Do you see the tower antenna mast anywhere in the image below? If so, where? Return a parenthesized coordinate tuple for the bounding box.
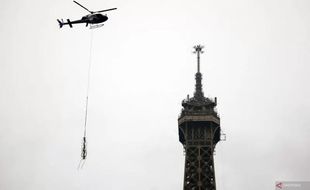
(193, 45, 204, 73)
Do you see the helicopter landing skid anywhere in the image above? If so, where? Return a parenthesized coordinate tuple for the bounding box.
(89, 24, 104, 29)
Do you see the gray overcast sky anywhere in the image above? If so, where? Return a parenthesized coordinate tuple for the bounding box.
(1, 0, 310, 189)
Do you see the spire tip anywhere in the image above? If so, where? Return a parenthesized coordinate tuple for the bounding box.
(193, 45, 204, 54)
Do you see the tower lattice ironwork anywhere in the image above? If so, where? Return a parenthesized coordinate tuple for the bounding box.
(178, 45, 221, 190)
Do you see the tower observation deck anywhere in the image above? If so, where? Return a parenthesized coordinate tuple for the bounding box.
(178, 45, 221, 190)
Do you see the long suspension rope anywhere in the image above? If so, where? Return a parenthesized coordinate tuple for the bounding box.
(78, 29, 94, 169)
(84, 29, 94, 138)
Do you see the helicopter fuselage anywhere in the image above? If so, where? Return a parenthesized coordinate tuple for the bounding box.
(82, 13, 108, 24)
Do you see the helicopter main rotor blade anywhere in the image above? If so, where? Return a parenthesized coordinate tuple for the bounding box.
(73, 1, 93, 13)
(97, 8, 117, 13)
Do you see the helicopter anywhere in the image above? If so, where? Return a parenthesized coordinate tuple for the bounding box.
(57, 1, 117, 28)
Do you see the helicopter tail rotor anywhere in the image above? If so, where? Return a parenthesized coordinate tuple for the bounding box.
(57, 19, 64, 28)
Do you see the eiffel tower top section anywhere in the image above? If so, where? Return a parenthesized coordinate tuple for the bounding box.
(178, 45, 219, 124)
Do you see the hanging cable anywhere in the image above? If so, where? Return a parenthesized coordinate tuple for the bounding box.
(78, 29, 94, 169)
